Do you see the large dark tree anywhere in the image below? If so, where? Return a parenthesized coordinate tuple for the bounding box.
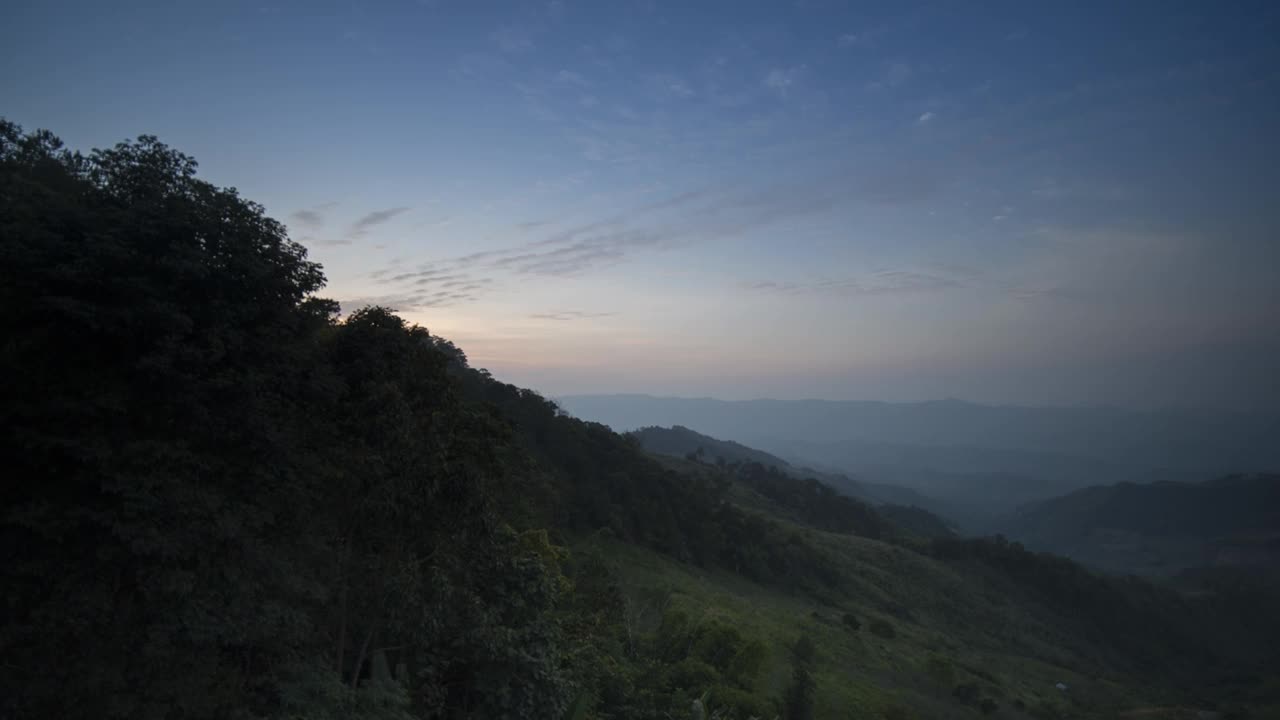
(0, 121, 570, 720)
(1, 121, 335, 718)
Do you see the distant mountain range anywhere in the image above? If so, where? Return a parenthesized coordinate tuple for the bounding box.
(627, 424, 944, 519)
(1000, 474, 1280, 576)
(559, 394, 1280, 530)
(627, 423, 1280, 580)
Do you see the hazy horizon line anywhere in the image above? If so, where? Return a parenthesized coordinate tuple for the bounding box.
(552, 392, 1275, 416)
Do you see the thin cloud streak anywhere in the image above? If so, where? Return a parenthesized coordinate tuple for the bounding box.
(743, 270, 960, 297)
(349, 207, 411, 238)
(530, 310, 618, 321)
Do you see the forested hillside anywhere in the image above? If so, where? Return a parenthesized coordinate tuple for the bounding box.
(1001, 475, 1280, 576)
(4, 121, 1278, 719)
(630, 425, 807, 472)
(629, 424, 954, 532)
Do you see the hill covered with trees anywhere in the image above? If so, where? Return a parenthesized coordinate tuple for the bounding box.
(1000, 474, 1280, 576)
(3, 120, 1278, 719)
(629, 425, 954, 531)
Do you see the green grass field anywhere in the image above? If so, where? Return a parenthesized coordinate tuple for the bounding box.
(575, 472, 1174, 719)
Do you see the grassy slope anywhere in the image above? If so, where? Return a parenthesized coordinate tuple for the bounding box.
(584, 456, 1163, 719)
(584, 533, 1136, 720)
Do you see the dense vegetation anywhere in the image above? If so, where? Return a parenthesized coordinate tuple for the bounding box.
(0, 120, 846, 719)
(629, 424, 957, 531)
(630, 425, 804, 473)
(1001, 474, 1280, 575)
(3, 121, 1278, 719)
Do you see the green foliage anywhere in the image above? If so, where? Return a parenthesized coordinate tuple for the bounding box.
(725, 639, 769, 688)
(882, 704, 910, 720)
(924, 654, 955, 696)
(782, 636, 817, 720)
(929, 534, 1280, 689)
(869, 620, 897, 639)
(953, 682, 980, 705)
(729, 461, 890, 540)
(0, 121, 570, 720)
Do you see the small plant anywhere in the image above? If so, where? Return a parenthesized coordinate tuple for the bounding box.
(924, 654, 955, 697)
(953, 682, 980, 705)
(842, 613, 861, 631)
(869, 619, 896, 639)
(883, 703, 910, 720)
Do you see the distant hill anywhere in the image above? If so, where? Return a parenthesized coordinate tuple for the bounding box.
(1001, 474, 1280, 576)
(560, 394, 1279, 528)
(877, 503, 957, 539)
(559, 394, 1280, 475)
(629, 425, 957, 531)
(629, 425, 801, 473)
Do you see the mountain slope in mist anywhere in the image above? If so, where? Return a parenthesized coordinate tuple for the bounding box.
(559, 395, 1280, 474)
(1002, 474, 1280, 576)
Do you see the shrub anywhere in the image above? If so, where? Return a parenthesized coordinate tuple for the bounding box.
(870, 619, 897, 639)
(953, 682, 981, 705)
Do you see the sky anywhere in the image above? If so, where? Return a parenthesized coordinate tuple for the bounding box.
(5, 0, 1280, 410)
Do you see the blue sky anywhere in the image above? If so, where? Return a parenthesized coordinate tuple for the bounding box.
(5, 0, 1279, 409)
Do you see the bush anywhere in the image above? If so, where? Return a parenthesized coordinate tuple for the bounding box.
(953, 682, 980, 705)
(870, 619, 897, 639)
(668, 658, 719, 692)
(883, 703, 911, 720)
(842, 613, 861, 631)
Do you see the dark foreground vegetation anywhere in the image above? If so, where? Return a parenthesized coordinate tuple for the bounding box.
(3, 121, 1278, 719)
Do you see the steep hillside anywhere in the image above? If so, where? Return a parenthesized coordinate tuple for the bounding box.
(631, 425, 956, 537)
(1001, 475, 1280, 576)
(630, 425, 797, 469)
(629, 425, 868, 497)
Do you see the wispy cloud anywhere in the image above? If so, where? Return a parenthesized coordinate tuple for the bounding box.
(291, 209, 324, 228)
(452, 51, 509, 79)
(491, 25, 535, 53)
(743, 270, 961, 297)
(414, 215, 453, 230)
(349, 207, 411, 238)
(634, 189, 710, 213)
(764, 66, 803, 94)
(364, 175, 901, 299)
(555, 69, 588, 86)
(838, 25, 886, 48)
(868, 61, 912, 90)
(916, 111, 936, 125)
(645, 73, 695, 99)
(529, 310, 618, 321)
(918, 261, 1072, 302)
(372, 266, 464, 285)
(336, 289, 479, 314)
(289, 201, 337, 230)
